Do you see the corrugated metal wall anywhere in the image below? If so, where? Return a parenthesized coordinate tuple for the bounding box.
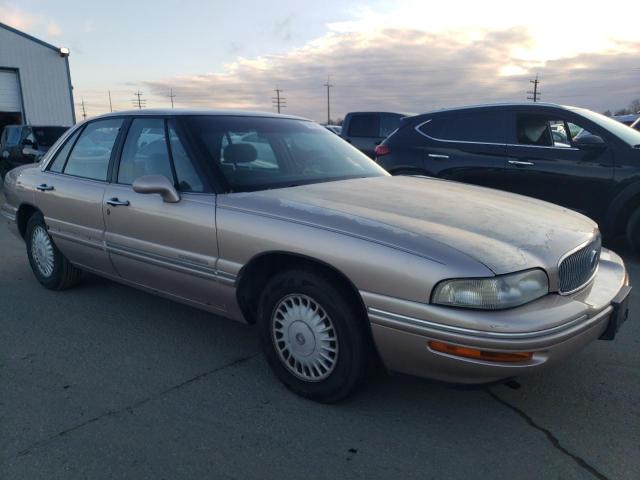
(0, 26, 74, 125)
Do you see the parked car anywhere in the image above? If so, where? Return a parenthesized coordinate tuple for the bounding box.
(631, 117, 640, 131)
(324, 125, 342, 135)
(0, 125, 68, 178)
(2, 109, 630, 402)
(376, 103, 640, 251)
(613, 113, 639, 126)
(340, 111, 406, 158)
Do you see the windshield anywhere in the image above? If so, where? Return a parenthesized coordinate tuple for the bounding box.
(573, 108, 640, 147)
(32, 126, 69, 147)
(183, 116, 388, 191)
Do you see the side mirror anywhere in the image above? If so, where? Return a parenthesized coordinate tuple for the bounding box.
(574, 134, 605, 148)
(22, 146, 41, 158)
(132, 174, 180, 203)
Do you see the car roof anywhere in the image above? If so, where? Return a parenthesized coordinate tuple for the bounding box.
(409, 102, 580, 120)
(345, 111, 411, 116)
(90, 108, 309, 122)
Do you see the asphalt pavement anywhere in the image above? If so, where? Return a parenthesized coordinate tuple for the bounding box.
(0, 188, 638, 479)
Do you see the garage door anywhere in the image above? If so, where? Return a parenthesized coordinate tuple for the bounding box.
(0, 69, 22, 112)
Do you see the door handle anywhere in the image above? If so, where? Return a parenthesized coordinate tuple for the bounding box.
(508, 160, 535, 166)
(428, 153, 450, 159)
(36, 184, 54, 191)
(106, 198, 130, 206)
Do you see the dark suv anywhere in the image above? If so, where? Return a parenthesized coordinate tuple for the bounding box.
(0, 125, 68, 178)
(341, 111, 406, 158)
(375, 103, 640, 250)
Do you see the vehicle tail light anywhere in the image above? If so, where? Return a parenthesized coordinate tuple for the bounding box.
(428, 341, 533, 363)
(375, 144, 391, 157)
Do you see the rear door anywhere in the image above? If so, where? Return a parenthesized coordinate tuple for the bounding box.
(103, 117, 222, 308)
(35, 118, 124, 275)
(416, 109, 510, 190)
(504, 109, 614, 222)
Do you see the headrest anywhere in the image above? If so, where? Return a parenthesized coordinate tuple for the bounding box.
(223, 143, 257, 164)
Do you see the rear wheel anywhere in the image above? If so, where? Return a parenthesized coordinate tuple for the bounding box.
(626, 208, 640, 254)
(25, 212, 81, 290)
(257, 268, 371, 402)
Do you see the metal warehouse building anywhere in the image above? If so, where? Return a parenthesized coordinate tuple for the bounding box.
(0, 22, 75, 132)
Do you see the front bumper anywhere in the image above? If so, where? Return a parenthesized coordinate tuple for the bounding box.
(365, 248, 629, 384)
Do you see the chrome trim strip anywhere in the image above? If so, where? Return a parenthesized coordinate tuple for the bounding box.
(49, 230, 104, 250)
(367, 306, 610, 340)
(428, 153, 449, 159)
(415, 118, 579, 151)
(105, 242, 236, 284)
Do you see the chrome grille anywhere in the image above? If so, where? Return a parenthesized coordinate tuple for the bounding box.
(558, 236, 601, 294)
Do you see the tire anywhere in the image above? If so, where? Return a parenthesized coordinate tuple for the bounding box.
(257, 268, 372, 402)
(627, 208, 640, 254)
(25, 212, 81, 290)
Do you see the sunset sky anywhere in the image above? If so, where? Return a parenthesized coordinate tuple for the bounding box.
(1, 0, 639, 121)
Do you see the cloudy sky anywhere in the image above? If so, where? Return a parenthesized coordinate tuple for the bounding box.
(1, 0, 639, 121)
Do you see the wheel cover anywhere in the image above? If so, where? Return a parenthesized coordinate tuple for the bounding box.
(271, 294, 339, 382)
(31, 225, 55, 278)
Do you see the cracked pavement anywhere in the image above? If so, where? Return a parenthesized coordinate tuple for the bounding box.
(0, 189, 638, 479)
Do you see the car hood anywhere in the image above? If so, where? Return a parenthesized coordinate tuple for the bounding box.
(218, 176, 598, 275)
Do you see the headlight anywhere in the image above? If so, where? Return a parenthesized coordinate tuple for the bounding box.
(431, 269, 549, 310)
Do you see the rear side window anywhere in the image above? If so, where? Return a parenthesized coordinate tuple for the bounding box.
(63, 118, 123, 181)
(48, 129, 81, 172)
(440, 112, 506, 143)
(348, 114, 380, 137)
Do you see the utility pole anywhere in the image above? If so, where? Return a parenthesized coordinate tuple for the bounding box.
(108, 90, 113, 112)
(527, 74, 541, 102)
(324, 75, 334, 124)
(272, 87, 287, 113)
(132, 90, 146, 110)
(79, 97, 87, 120)
(169, 88, 176, 108)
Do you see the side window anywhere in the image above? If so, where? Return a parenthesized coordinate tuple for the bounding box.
(348, 114, 380, 137)
(118, 118, 173, 185)
(220, 130, 278, 170)
(439, 112, 506, 143)
(516, 115, 594, 148)
(417, 117, 446, 138)
(380, 115, 401, 138)
(64, 118, 122, 181)
(48, 129, 81, 173)
(168, 124, 204, 192)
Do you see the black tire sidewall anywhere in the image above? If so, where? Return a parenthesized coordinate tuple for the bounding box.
(257, 269, 369, 402)
(25, 213, 66, 289)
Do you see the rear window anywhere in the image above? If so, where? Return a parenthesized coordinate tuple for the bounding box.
(32, 127, 69, 147)
(5, 127, 21, 146)
(348, 114, 379, 137)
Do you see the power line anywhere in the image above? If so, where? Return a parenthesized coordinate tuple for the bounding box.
(132, 90, 147, 110)
(527, 74, 541, 102)
(324, 75, 334, 124)
(272, 87, 287, 113)
(79, 97, 87, 120)
(169, 88, 176, 108)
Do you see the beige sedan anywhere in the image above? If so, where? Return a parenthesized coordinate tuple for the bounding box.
(1, 110, 630, 402)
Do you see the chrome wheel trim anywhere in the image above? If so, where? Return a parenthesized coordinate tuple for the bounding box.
(271, 294, 339, 382)
(31, 225, 55, 278)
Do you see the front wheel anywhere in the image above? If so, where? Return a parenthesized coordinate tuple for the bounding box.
(257, 269, 372, 402)
(25, 212, 81, 290)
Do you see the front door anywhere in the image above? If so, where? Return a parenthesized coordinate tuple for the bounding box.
(504, 110, 614, 223)
(103, 117, 222, 308)
(35, 118, 124, 275)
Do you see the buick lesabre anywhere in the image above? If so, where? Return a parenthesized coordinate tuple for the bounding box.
(1, 110, 630, 402)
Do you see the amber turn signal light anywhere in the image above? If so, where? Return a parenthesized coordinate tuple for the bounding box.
(428, 341, 533, 363)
